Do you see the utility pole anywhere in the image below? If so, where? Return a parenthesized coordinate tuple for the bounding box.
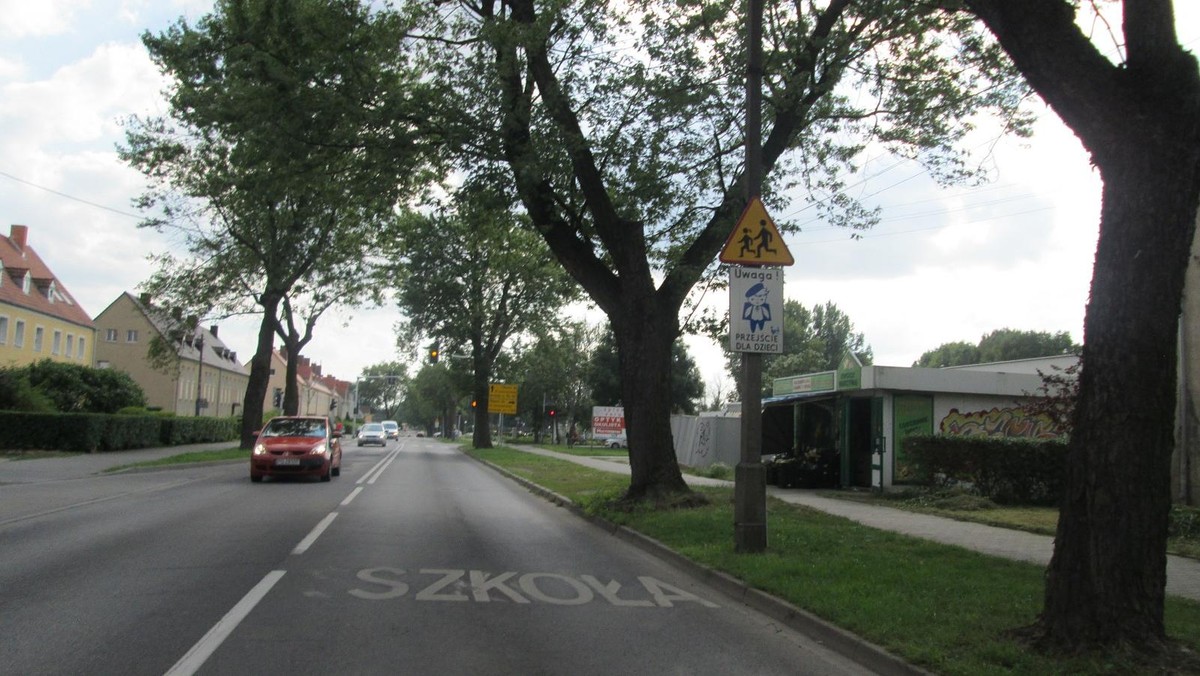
(734, 0, 768, 553)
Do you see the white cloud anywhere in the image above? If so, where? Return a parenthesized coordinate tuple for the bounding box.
(0, 0, 87, 39)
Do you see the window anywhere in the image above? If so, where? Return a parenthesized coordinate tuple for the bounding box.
(105, 328, 118, 342)
(77, 337, 85, 360)
(52, 330, 62, 355)
(0, 316, 8, 345)
(14, 321, 25, 348)
(33, 327, 43, 353)
(126, 329, 138, 343)
(66, 334, 74, 357)
(21, 272, 31, 294)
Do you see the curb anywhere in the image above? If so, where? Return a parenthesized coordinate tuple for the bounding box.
(469, 453, 929, 676)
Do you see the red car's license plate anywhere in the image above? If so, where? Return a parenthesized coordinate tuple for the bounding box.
(275, 458, 301, 466)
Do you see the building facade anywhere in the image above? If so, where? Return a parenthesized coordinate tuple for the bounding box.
(0, 225, 95, 368)
(93, 292, 249, 417)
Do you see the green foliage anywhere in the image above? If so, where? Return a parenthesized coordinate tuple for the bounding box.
(0, 411, 233, 452)
(915, 329, 1079, 367)
(0, 361, 147, 414)
(356, 362, 409, 421)
(903, 434, 1067, 505)
(160, 416, 239, 446)
(1171, 505, 1200, 540)
(589, 327, 705, 414)
(0, 367, 54, 412)
(125, 0, 441, 440)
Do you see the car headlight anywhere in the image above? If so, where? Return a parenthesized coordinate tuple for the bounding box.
(253, 443, 267, 456)
(310, 442, 328, 455)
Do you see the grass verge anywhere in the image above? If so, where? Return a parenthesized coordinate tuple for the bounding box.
(468, 445, 1200, 675)
(102, 447, 244, 472)
(820, 489, 1200, 560)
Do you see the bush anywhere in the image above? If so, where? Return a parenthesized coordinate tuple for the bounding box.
(20, 360, 146, 413)
(902, 435, 1066, 505)
(1171, 505, 1200, 540)
(0, 367, 55, 411)
(0, 411, 238, 452)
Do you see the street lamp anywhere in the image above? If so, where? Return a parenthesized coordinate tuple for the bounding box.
(194, 330, 205, 417)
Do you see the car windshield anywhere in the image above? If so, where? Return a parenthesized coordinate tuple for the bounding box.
(262, 419, 326, 438)
(363, 424, 383, 432)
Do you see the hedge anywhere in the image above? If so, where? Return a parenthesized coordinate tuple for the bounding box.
(0, 411, 238, 453)
(902, 434, 1067, 506)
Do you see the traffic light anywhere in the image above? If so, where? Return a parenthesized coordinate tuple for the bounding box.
(272, 389, 282, 408)
(428, 343, 439, 364)
(548, 408, 556, 418)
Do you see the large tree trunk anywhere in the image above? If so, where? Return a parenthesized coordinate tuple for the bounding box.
(961, 0, 1200, 652)
(472, 357, 493, 449)
(613, 300, 689, 501)
(1041, 150, 1198, 648)
(240, 292, 282, 449)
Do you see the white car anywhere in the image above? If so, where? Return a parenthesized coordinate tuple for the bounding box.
(357, 422, 387, 447)
(605, 434, 627, 449)
(382, 420, 400, 439)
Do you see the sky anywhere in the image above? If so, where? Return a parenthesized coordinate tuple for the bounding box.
(1, 1, 1197, 398)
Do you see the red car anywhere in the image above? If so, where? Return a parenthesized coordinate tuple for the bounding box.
(250, 415, 343, 482)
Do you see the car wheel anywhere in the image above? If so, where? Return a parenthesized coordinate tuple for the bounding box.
(321, 463, 332, 482)
(332, 463, 341, 477)
(357, 441, 363, 447)
(250, 474, 263, 483)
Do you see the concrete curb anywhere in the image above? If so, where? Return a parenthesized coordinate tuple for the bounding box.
(469, 454, 929, 676)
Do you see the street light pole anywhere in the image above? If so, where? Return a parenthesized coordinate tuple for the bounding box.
(194, 331, 205, 418)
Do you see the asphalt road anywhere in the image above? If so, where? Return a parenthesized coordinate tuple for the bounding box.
(0, 437, 878, 675)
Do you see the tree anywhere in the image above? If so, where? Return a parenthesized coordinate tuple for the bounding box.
(123, 0, 436, 448)
(509, 326, 595, 443)
(913, 341, 980, 368)
(719, 300, 872, 395)
(356, 361, 409, 421)
(914, 329, 1079, 368)
(385, 185, 580, 449)
(416, 1, 1027, 502)
(590, 329, 705, 415)
(953, 0, 1200, 656)
(404, 365, 460, 436)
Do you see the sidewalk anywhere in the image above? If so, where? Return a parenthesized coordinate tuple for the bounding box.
(511, 445, 1200, 602)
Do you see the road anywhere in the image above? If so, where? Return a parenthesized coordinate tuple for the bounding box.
(0, 437, 876, 675)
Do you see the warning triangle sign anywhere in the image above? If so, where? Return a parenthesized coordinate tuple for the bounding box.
(719, 196, 794, 266)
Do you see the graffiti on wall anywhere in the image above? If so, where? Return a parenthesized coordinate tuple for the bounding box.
(940, 407, 1062, 440)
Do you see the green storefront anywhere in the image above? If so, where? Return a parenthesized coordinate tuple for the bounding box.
(761, 353, 1071, 489)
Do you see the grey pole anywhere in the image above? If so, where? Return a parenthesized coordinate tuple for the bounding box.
(734, 0, 768, 553)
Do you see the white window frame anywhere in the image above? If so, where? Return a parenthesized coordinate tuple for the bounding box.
(0, 316, 8, 346)
(126, 329, 138, 343)
(14, 320, 25, 348)
(76, 336, 85, 360)
(52, 330, 62, 355)
(33, 326, 43, 353)
(105, 328, 118, 342)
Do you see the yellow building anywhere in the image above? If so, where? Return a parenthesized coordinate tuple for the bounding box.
(93, 292, 249, 417)
(0, 225, 95, 368)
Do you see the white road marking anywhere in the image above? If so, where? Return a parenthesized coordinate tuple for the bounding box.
(163, 570, 286, 676)
(340, 487, 364, 506)
(357, 447, 400, 485)
(291, 512, 338, 555)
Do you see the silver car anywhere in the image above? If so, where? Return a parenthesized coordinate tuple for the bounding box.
(357, 422, 388, 447)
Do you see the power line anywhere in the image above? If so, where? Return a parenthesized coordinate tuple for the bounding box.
(0, 169, 145, 220)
